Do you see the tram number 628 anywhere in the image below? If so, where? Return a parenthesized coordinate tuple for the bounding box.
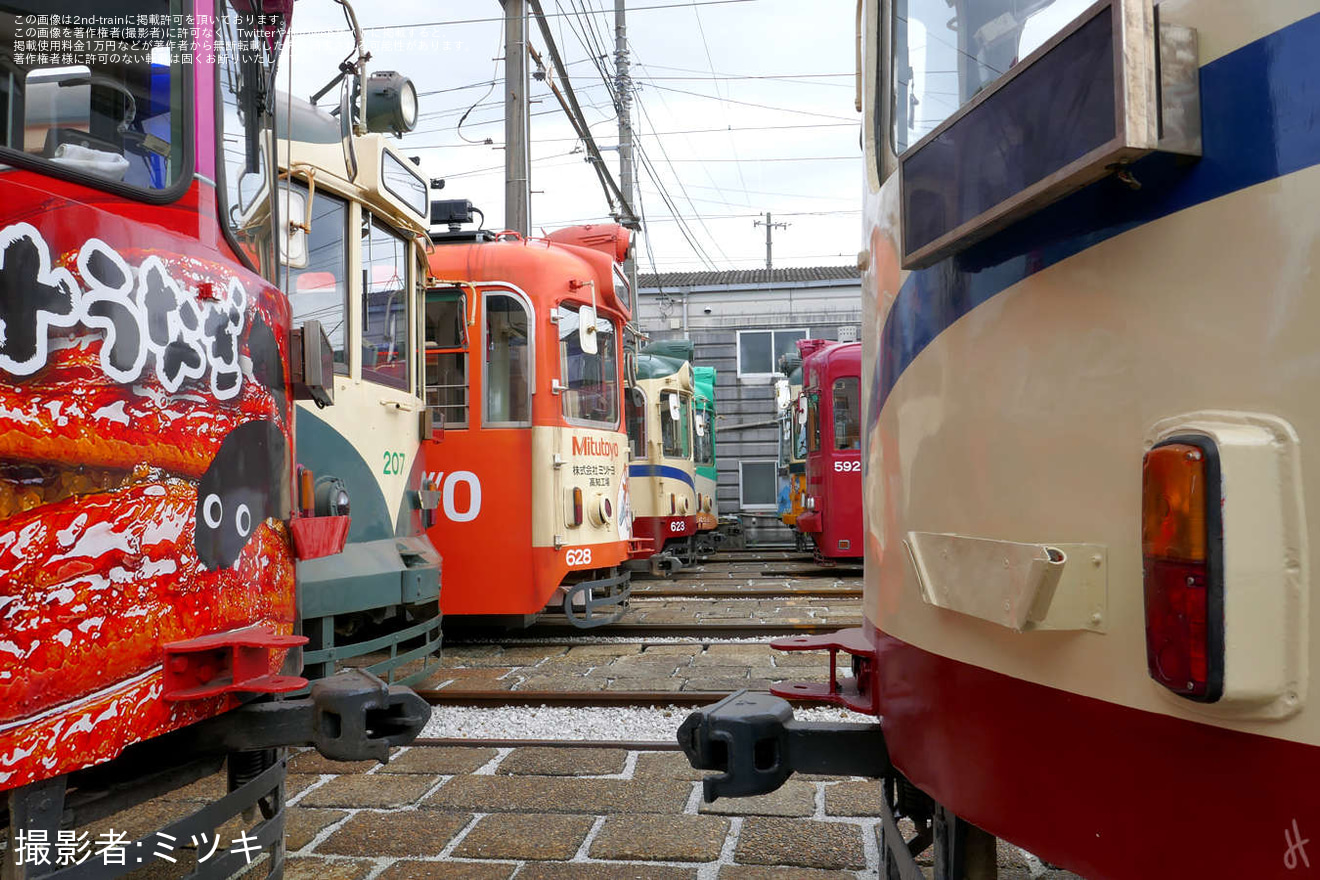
(833, 460, 861, 473)
(426, 471, 483, 523)
(565, 548, 593, 566)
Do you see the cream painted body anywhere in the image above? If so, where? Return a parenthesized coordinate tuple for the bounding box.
(532, 424, 632, 548)
(280, 136, 430, 511)
(861, 1, 1320, 745)
(629, 367, 698, 523)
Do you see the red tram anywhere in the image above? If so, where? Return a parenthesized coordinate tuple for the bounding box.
(793, 340, 862, 562)
(0, 1, 426, 873)
(682, 2, 1320, 878)
(421, 213, 634, 627)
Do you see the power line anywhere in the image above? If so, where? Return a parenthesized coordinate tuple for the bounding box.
(643, 83, 856, 121)
(288, 0, 758, 36)
(401, 120, 855, 150)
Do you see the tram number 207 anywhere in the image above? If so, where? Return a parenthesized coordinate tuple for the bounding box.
(423, 471, 483, 523)
(833, 460, 861, 473)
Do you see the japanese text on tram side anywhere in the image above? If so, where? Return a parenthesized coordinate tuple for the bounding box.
(572, 463, 617, 488)
(11, 829, 263, 867)
(0, 224, 248, 397)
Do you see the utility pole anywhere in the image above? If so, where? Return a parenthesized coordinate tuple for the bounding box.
(615, 0, 639, 317)
(753, 212, 789, 270)
(503, 0, 530, 235)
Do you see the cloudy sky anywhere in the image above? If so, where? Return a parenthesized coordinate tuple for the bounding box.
(282, 0, 861, 273)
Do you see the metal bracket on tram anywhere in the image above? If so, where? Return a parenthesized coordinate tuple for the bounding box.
(563, 567, 632, 628)
(677, 690, 889, 802)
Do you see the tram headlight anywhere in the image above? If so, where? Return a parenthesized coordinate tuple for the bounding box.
(365, 71, 419, 135)
(588, 494, 614, 527)
(313, 477, 351, 517)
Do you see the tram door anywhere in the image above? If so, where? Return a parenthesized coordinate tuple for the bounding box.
(423, 285, 537, 617)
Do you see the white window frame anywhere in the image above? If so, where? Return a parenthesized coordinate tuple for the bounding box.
(739, 459, 779, 510)
(736, 328, 809, 378)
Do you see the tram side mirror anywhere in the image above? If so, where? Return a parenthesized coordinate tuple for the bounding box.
(695, 411, 706, 437)
(340, 78, 358, 183)
(797, 397, 808, 426)
(291, 319, 335, 408)
(668, 393, 681, 422)
(578, 304, 598, 355)
(775, 379, 791, 410)
(278, 184, 309, 269)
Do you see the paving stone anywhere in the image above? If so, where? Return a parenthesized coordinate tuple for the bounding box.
(515, 865, 697, 880)
(430, 667, 519, 690)
(604, 676, 686, 692)
(286, 808, 347, 851)
(735, 818, 866, 870)
(317, 810, 472, 857)
(565, 644, 644, 660)
(287, 749, 381, 776)
(532, 657, 603, 675)
(771, 651, 832, 667)
(697, 645, 776, 664)
(676, 665, 750, 681)
(718, 868, 859, 880)
(824, 780, 884, 816)
(587, 659, 683, 679)
(497, 645, 569, 664)
(499, 747, 628, 776)
(453, 812, 595, 860)
(282, 857, 374, 880)
(680, 677, 756, 692)
(699, 780, 816, 817)
(438, 644, 504, 664)
(375, 861, 517, 880)
(425, 776, 692, 814)
(639, 644, 702, 656)
(590, 814, 729, 862)
(378, 746, 499, 775)
(161, 770, 227, 802)
(517, 674, 609, 691)
(633, 751, 707, 781)
(299, 773, 437, 808)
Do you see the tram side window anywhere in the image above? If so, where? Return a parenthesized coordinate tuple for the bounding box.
(832, 377, 861, 451)
(424, 291, 468, 428)
(625, 387, 646, 459)
(0, 1, 188, 193)
(558, 305, 619, 426)
(361, 213, 410, 390)
(284, 185, 348, 372)
(694, 404, 715, 467)
(485, 293, 531, 425)
(660, 391, 691, 460)
(805, 393, 820, 453)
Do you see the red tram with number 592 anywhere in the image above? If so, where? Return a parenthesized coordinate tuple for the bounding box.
(794, 339, 862, 563)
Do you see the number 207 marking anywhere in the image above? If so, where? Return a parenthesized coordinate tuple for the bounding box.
(382, 451, 407, 475)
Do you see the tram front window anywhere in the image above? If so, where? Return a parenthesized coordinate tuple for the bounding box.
(695, 405, 715, 467)
(893, 0, 1092, 152)
(660, 390, 691, 460)
(484, 293, 530, 425)
(361, 213, 410, 390)
(625, 387, 646, 459)
(557, 304, 619, 427)
(0, 0, 193, 192)
(832, 377, 860, 451)
(284, 186, 349, 372)
(424, 291, 468, 428)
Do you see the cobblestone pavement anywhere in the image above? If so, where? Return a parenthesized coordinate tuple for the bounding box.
(418, 641, 840, 694)
(90, 745, 1080, 879)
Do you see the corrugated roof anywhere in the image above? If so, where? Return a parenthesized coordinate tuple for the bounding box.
(638, 265, 859, 290)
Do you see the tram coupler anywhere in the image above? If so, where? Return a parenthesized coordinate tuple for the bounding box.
(678, 690, 889, 802)
(174, 668, 431, 763)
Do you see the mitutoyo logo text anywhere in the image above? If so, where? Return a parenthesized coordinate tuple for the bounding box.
(572, 435, 620, 457)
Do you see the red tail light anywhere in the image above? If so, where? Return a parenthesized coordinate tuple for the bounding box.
(1142, 437, 1224, 702)
(572, 487, 584, 526)
(298, 466, 315, 517)
(670, 493, 676, 515)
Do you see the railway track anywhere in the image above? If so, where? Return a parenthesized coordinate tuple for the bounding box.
(417, 688, 746, 708)
(631, 586, 862, 598)
(509, 620, 846, 640)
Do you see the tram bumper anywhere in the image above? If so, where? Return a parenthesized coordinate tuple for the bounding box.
(678, 690, 889, 802)
(177, 668, 432, 762)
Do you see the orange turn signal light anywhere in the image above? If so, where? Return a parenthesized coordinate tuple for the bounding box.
(1142, 443, 1208, 562)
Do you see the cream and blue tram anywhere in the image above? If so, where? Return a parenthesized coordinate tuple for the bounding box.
(681, 2, 1320, 878)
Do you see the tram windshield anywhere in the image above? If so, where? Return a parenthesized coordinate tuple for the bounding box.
(625, 387, 646, 458)
(0, 0, 196, 191)
(832, 377, 861, 451)
(694, 402, 715, 467)
(557, 304, 619, 427)
(660, 390, 691, 460)
(893, 0, 1092, 152)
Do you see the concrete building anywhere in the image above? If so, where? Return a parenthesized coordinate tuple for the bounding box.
(637, 266, 862, 545)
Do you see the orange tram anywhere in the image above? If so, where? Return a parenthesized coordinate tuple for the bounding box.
(420, 207, 635, 627)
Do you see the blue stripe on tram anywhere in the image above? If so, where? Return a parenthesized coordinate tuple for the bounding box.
(873, 12, 1320, 421)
